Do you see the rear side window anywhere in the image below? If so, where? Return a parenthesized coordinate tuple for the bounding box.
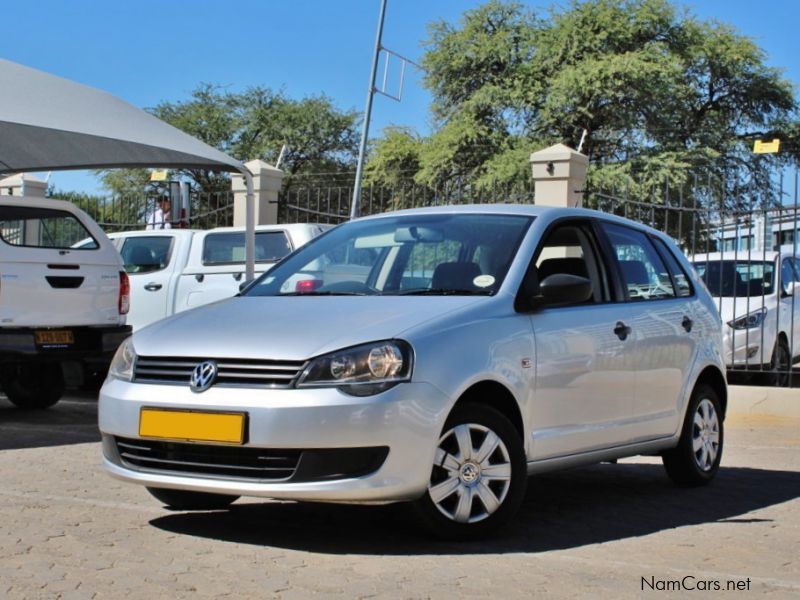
(121, 236, 174, 274)
(0, 206, 98, 250)
(202, 231, 292, 266)
(652, 238, 693, 297)
(601, 223, 676, 301)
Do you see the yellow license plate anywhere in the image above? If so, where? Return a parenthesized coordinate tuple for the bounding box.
(139, 408, 246, 444)
(35, 329, 74, 345)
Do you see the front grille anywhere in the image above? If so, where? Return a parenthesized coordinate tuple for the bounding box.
(112, 436, 390, 483)
(133, 356, 307, 388)
(115, 437, 301, 481)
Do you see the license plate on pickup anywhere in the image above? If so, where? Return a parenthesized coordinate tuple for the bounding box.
(139, 408, 246, 444)
(35, 329, 74, 346)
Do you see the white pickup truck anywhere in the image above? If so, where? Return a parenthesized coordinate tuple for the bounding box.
(107, 223, 330, 330)
(0, 195, 131, 408)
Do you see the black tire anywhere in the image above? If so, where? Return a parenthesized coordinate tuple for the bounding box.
(146, 487, 239, 510)
(413, 403, 527, 540)
(1, 363, 65, 409)
(662, 384, 723, 486)
(767, 337, 791, 386)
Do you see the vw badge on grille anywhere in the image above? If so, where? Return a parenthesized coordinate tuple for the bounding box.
(190, 360, 218, 393)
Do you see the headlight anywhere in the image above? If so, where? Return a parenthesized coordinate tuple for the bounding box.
(108, 337, 137, 381)
(297, 340, 413, 396)
(728, 308, 767, 330)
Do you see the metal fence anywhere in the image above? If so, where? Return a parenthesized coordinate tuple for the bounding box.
(67, 191, 236, 232)
(277, 180, 536, 224)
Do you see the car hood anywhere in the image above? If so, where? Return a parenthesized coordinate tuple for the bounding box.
(132, 295, 486, 360)
(714, 296, 774, 325)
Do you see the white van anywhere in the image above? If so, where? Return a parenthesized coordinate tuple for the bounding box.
(692, 247, 800, 383)
(0, 195, 130, 408)
(108, 224, 330, 330)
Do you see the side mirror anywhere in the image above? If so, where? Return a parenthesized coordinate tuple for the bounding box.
(785, 281, 800, 297)
(534, 274, 593, 308)
(238, 279, 253, 293)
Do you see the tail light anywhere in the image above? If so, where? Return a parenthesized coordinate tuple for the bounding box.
(119, 271, 130, 315)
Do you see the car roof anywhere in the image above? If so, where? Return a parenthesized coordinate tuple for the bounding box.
(355, 203, 672, 239)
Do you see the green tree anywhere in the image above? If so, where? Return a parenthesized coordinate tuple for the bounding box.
(97, 84, 359, 195)
(369, 0, 799, 211)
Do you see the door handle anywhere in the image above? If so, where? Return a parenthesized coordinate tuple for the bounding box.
(614, 321, 632, 341)
(144, 282, 163, 291)
(682, 315, 693, 332)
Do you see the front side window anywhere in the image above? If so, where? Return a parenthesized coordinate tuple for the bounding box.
(0, 206, 98, 250)
(693, 260, 776, 297)
(781, 258, 798, 294)
(121, 236, 173, 274)
(202, 231, 292, 266)
(532, 223, 610, 304)
(244, 214, 533, 296)
(602, 223, 676, 301)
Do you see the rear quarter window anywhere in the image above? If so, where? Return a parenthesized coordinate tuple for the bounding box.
(202, 231, 292, 266)
(0, 206, 98, 250)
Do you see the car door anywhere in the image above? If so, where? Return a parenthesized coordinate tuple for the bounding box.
(119, 235, 176, 330)
(527, 220, 638, 460)
(598, 223, 697, 441)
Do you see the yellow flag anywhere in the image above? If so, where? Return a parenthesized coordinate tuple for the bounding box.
(753, 139, 780, 154)
(150, 169, 168, 181)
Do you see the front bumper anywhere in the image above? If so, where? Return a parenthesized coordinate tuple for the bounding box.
(98, 378, 450, 503)
(0, 325, 131, 362)
(723, 326, 775, 368)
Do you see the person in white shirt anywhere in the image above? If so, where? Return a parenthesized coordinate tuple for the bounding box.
(145, 197, 172, 230)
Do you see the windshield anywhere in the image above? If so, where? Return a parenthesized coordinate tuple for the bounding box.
(244, 214, 533, 297)
(693, 260, 776, 297)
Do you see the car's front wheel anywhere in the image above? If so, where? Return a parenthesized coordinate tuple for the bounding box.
(662, 384, 723, 486)
(146, 487, 240, 510)
(767, 337, 791, 386)
(413, 403, 527, 539)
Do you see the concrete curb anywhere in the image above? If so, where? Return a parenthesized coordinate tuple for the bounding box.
(728, 385, 800, 418)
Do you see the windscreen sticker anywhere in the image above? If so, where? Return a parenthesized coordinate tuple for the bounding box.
(473, 275, 495, 288)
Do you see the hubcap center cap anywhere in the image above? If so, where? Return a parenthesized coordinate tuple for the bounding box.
(459, 462, 481, 484)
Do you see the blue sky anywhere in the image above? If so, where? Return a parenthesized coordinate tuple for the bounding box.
(3, 0, 797, 194)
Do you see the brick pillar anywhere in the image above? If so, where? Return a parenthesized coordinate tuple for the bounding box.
(529, 143, 588, 208)
(231, 159, 284, 226)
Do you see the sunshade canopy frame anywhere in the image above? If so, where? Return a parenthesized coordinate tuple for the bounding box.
(0, 59, 257, 280)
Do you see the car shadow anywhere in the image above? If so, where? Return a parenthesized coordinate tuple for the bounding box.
(0, 390, 100, 450)
(148, 462, 800, 555)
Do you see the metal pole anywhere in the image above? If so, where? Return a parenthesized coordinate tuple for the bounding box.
(240, 167, 256, 282)
(350, 0, 388, 220)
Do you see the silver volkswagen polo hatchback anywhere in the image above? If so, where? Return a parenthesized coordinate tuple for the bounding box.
(100, 205, 726, 538)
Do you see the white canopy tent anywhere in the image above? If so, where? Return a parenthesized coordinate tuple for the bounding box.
(0, 59, 258, 280)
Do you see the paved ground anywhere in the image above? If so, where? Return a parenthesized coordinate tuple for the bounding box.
(0, 392, 798, 599)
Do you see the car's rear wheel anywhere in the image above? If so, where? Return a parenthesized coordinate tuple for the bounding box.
(146, 487, 240, 510)
(413, 403, 527, 539)
(1, 363, 64, 409)
(662, 384, 723, 486)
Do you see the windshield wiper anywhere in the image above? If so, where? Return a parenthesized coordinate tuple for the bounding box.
(279, 291, 369, 296)
(395, 288, 493, 296)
